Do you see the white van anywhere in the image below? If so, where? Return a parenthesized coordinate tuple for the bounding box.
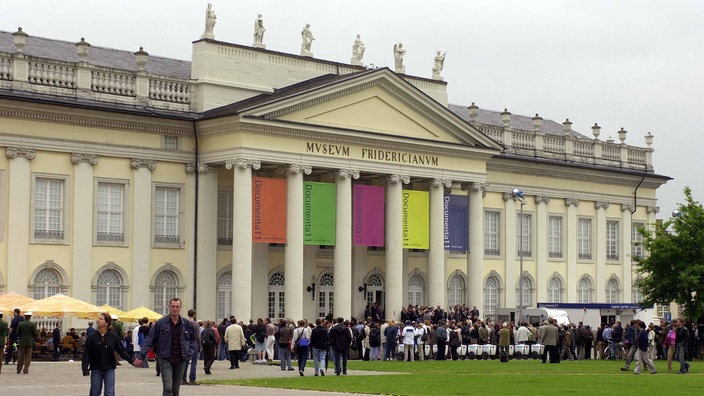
(497, 308, 571, 325)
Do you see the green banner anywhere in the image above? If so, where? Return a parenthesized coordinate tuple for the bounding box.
(402, 190, 429, 249)
(303, 181, 336, 245)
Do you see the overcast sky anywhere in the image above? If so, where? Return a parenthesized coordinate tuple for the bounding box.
(3, 0, 702, 217)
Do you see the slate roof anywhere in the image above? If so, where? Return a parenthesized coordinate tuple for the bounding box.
(0, 30, 191, 79)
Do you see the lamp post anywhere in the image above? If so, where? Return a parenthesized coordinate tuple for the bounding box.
(512, 188, 526, 323)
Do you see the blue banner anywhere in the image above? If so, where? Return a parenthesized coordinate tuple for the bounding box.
(444, 194, 468, 250)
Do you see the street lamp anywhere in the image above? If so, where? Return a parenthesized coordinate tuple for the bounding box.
(511, 188, 526, 324)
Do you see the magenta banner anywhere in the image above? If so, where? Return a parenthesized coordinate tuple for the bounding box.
(353, 185, 385, 247)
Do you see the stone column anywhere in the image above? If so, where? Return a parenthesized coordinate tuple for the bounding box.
(467, 183, 485, 309)
(429, 178, 451, 308)
(621, 203, 634, 303)
(225, 158, 261, 322)
(192, 163, 218, 320)
(285, 164, 310, 321)
(385, 174, 408, 320)
(564, 198, 580, 301)
(503, 192, 517, 309)
(5, 147, 35, 295)
(646, 206, 659, 232)
(333, 169, 359, 320)
(130, 158, 157, 308)
(535, 195, 550, 303)
(595, 201, 609, 302)
(71, 153, 98, 304)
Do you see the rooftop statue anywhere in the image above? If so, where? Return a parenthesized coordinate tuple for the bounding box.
(253, 14, 266, 48)
(393, 42, 406, 74)
(301, 24, 315, 56)
(201, 3, 216, 40)
(351, 34, 365, 66)
(432, 51, 446, 80)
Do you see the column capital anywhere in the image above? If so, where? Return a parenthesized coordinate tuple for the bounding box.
(594, 201, 610, 210)
(71, 153, 99, 166)
(130, 158, 157, 170)
(335, 169, 360, 180)
(387, 174, 410, 185)
(185, 162, 210, 174)
(5, 147, 36, 160)
(225, 158, 261, 170)
(431, 178, 452, 189)
(463, 182, 486, 198)
(621, 203, 635, 213)
(646, 206, 660, 214)
(286, 164, 312, 175)
(502, 192, 513, 202)
(564, 198, 580, 207)
(534, 195, 551, 205)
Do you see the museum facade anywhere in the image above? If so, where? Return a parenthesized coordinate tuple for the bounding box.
(0, 22, 670, 324)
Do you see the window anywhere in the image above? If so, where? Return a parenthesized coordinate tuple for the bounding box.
(517, 213, 532, 257)
(632, 278, 643, 304)
(217, 191, 233, 245)
(33, 268, 61, 299)
(318, 273, 334, 319)
(163, 135, 178, 150)
(154, 186, 180, 245)
(577, 277, 591, 304)
(578, 218, 592, 260)
(548, 216, 562, 258)
(517, 276, 531, 308)
(96, 182, 124, 243)
(484, 276, 499, 319)
(217, 271, 232, 320)
(547, 277, 562, 303)
(632, 222, 645, 260)
(153, 270, 178, 315)
(606, 278, 619, 303)
(484, 211, 500, 256)
(34, 177, 65, 240)
(447, 274, 464, 307)
(268, 272, 285, 319)
(657, 304, 669, 318)
(408, 274, 425, 307)
(606, 220, 619, 260)
(96, 269, 123, 309)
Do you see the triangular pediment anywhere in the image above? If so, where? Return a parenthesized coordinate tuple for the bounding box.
(234, 68, 502, 150)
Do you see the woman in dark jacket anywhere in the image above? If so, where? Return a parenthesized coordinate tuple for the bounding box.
(82, 312, 134, 396)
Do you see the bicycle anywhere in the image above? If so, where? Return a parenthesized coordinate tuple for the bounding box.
(601, 341, 626, 360)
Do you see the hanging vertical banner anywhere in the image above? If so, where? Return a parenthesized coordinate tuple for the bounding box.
(402, 190, 429, 249)
(444, 194, 469, 250)
(353, 185, 385, 246)
(303, 181, 336, 245)
(252, 177, 287, 243)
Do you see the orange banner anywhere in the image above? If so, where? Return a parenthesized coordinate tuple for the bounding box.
(252, 177, 287, 243)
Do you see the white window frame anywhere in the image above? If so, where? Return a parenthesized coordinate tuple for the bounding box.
(95, 268, 124, 309)
(94, 178, 129, 246)
(632, 222, 645, 260)
(152, 269, 179, 315)
(483, 210, 501, 256)
(408, 273, 425, 307)
(548, 215, 563, 259)
(577, 277, 592, 304)
(606, 277, 620, 303)
(32, 173, 70, 244)
(547, 277, 562, 303)
(577, 217, 593, 261)
(484, 276, 500, 320)
(152, 183, 184, 247)
(217, 190, 233, 246)
(447, 274, 465, 307)
(606, 220, 620, 261)
(162, 135, 179, 150)
(216, 271, 232, 320)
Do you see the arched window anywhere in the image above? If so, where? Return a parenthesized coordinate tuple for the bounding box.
(96, 269, 123, 309)
(318, 272, 334, 318)
(33, 268, 61, 300)
(577, 277, 592, 304)
(447, 274, 465, 307)
(153, 270, 178, 315)
(632, 277, 643, 303)
(517, 276, 532, 308)
(408, 274, 425, 307)
(547, 277, 562, 304)
(216, 271, 232, 320)
(268, 272, 285, 319)
(484, 276, 499, 319)
(606, 278, 619, 303)
(365, 272, 384, 307)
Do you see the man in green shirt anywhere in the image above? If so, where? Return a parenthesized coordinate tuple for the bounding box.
(0, 311, 9, 374)
(16, 311, 38, 374)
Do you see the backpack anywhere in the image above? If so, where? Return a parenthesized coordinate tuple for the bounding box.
(201, 330, 215, 346)
(420, 328, 429, 342)
(369, 328, 381, 346)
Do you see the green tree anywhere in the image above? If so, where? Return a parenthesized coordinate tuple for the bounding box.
(635, 187, 704, 320)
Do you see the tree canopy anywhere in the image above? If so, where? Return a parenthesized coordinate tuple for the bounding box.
(635, 187, 704, 320)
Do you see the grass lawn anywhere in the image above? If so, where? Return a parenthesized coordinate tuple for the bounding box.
(204, 358, 700, 395)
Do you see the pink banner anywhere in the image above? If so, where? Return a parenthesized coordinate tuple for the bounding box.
(353, 185, 385, 246)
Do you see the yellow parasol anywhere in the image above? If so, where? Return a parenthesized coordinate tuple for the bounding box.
(120, 306, 163, 322)
(0, 292, 35, 313)
(20, 293, 103, 319)
(98, 304, 125, 318)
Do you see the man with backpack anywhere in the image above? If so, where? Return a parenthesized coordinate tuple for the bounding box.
(200, 321, 217, 375)
(328, 317, 352, 375)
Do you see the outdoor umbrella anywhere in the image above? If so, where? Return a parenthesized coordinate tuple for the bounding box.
(120, 306, 163, 322)
(98, 304, 125, 318)
(0, 292, 35, 313)
(21, 293, 103, 319)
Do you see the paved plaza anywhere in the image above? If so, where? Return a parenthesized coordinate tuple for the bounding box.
(1, 359, 379, 395)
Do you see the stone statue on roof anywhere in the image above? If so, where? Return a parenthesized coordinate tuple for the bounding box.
(301, 24, 315, 57)
(253, 14, 266, 48)
(393, 42, 406, 74)
(351, 34, 365, 66)
(201, 3, 216, 40)
(432, 51, 446, 80)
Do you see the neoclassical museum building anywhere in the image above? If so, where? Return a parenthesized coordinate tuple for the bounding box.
(0, 11, 670, 324)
